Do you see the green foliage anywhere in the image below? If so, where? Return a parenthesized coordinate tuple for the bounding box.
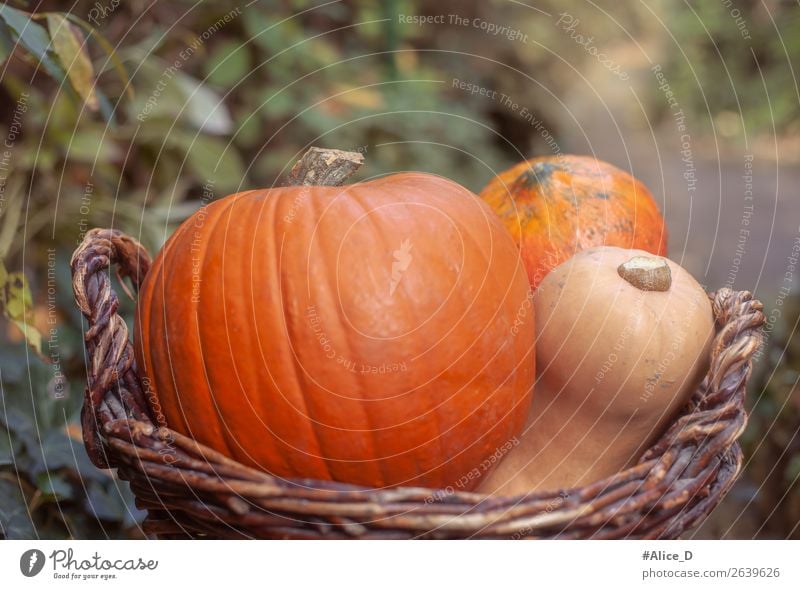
(658, 0, 800, 135)
(1, 351, 142, 538)
(46, 13, 99, 111)
(0, 5, 67, 83)
(0, 6, 128, 121)
(0, 261, 42, 356)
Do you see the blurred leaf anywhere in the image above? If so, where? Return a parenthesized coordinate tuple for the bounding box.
(17, 142, 56, 171)
(0, 20, 13, 63)
(0, 427, 11, 466)
(36, 430, 98, 478)
(85, 479, 131, 522)
(306, 38, 340, 65)
(65, 13, 133, 102)
(1, 271, 31, 319)
(0, 343, 28, 384)
(174, 73, 233, 135)
(58, 125, 120, 163)
(0, 264, 44, 357)
(255, 84, 298, 118)
(10, 320, 42, 356)
(242, 9, 284, 51)
(95, 88, 116, 125)
(0, 6, 65, 82)
(0, 476, 35, 539)
(0, 406, 35, 449)
(2, 402, 42, 477)
(786, 455, 800, 485)
(251, 145, 302, 187)
(233, 110, 264, 148)
(0, 176, 23, 259)
(115, 26, 167, 64)
(204, 40, 250, 87)
(46, 13, 98, 111)
(35, 471, 73, 500)
(331, 83, 384, 110)
(167, 132, 245, 193)
(128, 57, 233, 135)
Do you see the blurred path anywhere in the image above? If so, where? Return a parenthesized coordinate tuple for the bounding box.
(559, 52, 799, 302)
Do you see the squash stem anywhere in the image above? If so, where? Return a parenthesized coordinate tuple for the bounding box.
(617, 256, 672, 292)
(284, 147, 364, 187)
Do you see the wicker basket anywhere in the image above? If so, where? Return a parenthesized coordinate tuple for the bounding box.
(70, 228, 764, 539)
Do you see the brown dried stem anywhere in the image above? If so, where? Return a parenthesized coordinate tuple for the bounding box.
(284, 146, 364, 187)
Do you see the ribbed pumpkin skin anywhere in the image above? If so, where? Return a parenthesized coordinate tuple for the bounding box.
(134, 172, 535, 490)
(480, 155, 668, 288)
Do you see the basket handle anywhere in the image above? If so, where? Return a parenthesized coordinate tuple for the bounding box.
(641, 287, 764, 476)
(70, 228, 154, 468)
(705, 288, 765, 407)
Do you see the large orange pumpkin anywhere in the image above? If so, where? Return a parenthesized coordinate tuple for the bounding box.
(134, 149, 535, 490)
(479, 155, 667, 288)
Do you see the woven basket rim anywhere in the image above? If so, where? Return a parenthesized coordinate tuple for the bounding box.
(70, 228, 766, 539)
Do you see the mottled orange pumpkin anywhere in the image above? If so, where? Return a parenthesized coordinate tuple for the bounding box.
(480, 155, 668, 288)
(134, 168, 535, 490)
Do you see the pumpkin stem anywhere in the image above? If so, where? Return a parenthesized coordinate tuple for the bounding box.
(284, 147, 365, 187)
(617, 256, 672, 292)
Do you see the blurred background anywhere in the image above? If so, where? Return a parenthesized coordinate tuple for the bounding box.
(0, 0, 798, 539)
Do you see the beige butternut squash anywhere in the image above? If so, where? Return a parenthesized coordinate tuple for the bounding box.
(479, 246, 714, 495)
